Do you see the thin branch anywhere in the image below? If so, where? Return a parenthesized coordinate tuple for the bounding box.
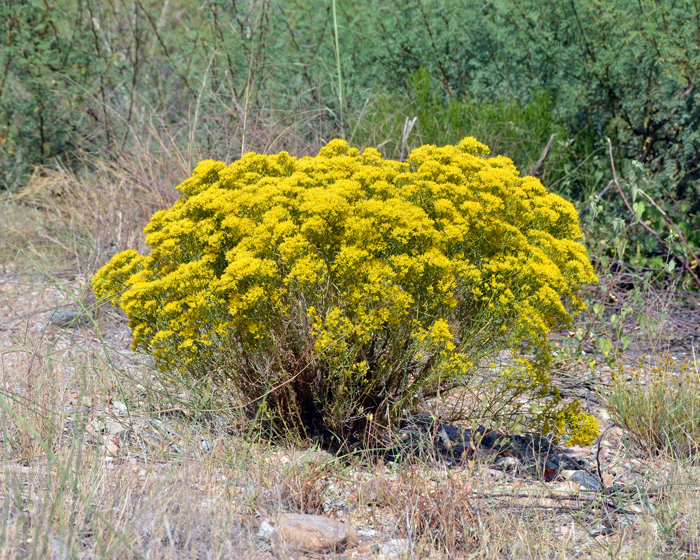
(635, 188, 700, 277)
(578, 180, 613, 217)
(597, 423, 616, 496)
(400, 116, 417, 161)
(607, 138, 700, 288)
(482, 492, 636, 515)
(529, 133, 557, 177)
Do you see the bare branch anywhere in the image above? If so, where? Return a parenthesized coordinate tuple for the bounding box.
(529, 133, 557, 177)
(607, 138, 700, 288)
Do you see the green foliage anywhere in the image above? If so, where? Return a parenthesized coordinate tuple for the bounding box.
(92, 137, 599, 444)
(1, 0, 99, 187)
(353, 0, 700, 179)
(354, 69, 566, 170)
(5, 0, 698, 274)
(0, 0, 344, 188)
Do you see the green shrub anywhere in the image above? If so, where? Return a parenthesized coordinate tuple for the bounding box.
(8, 0, 700, 271)
(606, 356, 700, 459)
(354, 69, 565, 172)
(92, 137, 599, 444)
(0, 0, 342, 188)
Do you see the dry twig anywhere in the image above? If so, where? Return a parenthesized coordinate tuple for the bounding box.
(607, 138, 700, 288)
(530, 133, 557, 177)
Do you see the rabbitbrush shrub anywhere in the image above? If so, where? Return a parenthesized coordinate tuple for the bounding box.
(93, 137, 599, 444)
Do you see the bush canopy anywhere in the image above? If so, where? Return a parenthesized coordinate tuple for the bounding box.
(93, 137, 599, 445)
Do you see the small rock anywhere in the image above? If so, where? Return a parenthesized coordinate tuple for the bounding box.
(486, 468, 505, 479)
(113, 401, 128, 413)
(297, 449, 335, 466)
(257, 520, 276, 540)
(358, 538, 411, 559)
(358, 528, 377, 539)
(437, 427, 455, 450)
(48, 310, 89, 328)
(561, 470, 602, 491)
(87, 419, 105, 436)
(274, 513, 358, 554)
(104, 419, 125, 435)
(496, 456, 521, 471)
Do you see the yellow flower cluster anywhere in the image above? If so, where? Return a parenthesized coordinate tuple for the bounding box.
(548, 401, 600, 447)
(92, 136, 598, 442)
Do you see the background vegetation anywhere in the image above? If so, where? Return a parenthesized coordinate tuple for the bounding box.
(3, 0, 699, 279)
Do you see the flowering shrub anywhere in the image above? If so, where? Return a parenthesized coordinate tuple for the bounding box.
(93, 137, 598, 444)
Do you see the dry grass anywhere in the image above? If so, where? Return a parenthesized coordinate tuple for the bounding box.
(1, 146, 700, 559)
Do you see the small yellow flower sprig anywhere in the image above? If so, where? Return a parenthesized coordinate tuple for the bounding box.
(92, 136, 598, 442)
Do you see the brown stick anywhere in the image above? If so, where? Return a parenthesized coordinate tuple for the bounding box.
(530, 133, 557, 177)
(579, 180, 614, 217)
(607, 138, 700, 288)
(635, 189, 700, 277)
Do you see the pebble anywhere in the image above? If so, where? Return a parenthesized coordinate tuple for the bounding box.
(561, 470, 603, 491)
(486, 468, 505, 479)
(496, 456, 521, 471)
(48, 310, 89, 328)
(257, 520, 276, 540)
(598, 409, 611, 421)
(273, 513, 358, 554)
(358, 528, 377, 539)
(104, 419, 126, 435)
(113, 401, 128, 412)
(358, 538, 411, 559)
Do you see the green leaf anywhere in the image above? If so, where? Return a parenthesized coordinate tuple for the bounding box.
(597, 337, 613, 357)
(648, 256, 664, 269)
